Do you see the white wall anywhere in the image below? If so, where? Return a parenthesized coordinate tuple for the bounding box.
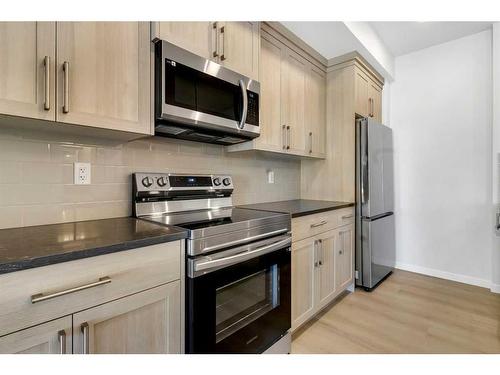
(390, 30, 493, 288)
(492, 23, 500, 292)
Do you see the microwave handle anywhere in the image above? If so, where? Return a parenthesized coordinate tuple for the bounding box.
(238, 79, 248, 130)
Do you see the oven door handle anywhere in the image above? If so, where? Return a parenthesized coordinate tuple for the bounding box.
(238, 79, 248, 130)
(192, 236, 291, 276)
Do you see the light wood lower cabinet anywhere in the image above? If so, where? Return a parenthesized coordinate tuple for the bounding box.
(291, 209, 355, 332)
(336, 223, 355, 291)
(317, 231, 337, 309)
(0, 241, 183, 354)
(0, 316, 71, 354)
(73, 282, 181, 354)
(291, 236, 316, 330)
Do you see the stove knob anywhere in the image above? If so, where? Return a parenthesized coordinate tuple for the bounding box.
(222, 178, 231, 187)
(213, 177, 221, 186)
(141, 177, 154, 188)
(157, 177, 167, 187)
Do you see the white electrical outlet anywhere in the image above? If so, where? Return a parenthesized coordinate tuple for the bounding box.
(267, 170, 275, 184)
(74, 162, 91, 185)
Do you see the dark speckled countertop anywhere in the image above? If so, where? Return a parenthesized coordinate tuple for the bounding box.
(238, 199, 354, 218)
(0, 217, 188, 275)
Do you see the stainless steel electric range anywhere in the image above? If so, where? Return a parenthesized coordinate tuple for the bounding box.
(133, 172, 292, 354)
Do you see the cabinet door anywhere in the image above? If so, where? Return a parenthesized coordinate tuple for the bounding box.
(155, 22, 213, 60)
(56, 22, 151, 134)
(291, 236, 317, 331)
(73, 282, 181, 354)
(256, 32, 285, 152)
(369, 81, 382, 123)
(282, 48, 307, 155)
(335, 224, 355, 291)
(218, 22, 259, 80)
(0, 316, 71, 354)
(354, 67, 370, 118)
(0, 22, 55, 121)
(317, 230, 337, 309)
(305, 63, 326, 157)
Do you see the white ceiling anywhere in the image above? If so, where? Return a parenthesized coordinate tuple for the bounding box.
(370, 22, 493, 57)
(280, 22, 358, 59)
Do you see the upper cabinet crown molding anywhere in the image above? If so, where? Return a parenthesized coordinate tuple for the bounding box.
(327, 51, 384, 87)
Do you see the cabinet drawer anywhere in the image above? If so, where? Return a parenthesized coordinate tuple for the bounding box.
(0, 241, 182, 337)
(292, 207, 354, 242)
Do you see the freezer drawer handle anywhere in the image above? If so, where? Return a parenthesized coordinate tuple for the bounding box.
(31, 276, 112, 304)
(310, 220, 327, 228)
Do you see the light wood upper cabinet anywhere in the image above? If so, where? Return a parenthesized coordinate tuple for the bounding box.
(254, 33, 285, 152)
(369, 81, 382, 123)
(335, 223, 355, 291)
(355, 66, 382, 122)
(355, 67, 370, 118)
(218, 22, 260, 81)
(282, 49, 308, 155)
(56, 22, 151, 134)
(0, 22, 56, 121)
(73, 282, 181, 354)
(155, 22, 213, 60)
(154, 21, 259, 80)
(0, 316, 71, 354)
(305, 64, 326, 157)
(227, 25, 326, 159)
(291, 236, 317, 331)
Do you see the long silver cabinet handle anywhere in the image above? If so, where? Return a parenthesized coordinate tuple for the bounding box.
(31, 276, 111, 304)
(318, 239, 323, 266)
(282, 125, 287, 149)
(212, 22, 219, 58)
(341, 214, 354, 219)
(309, 132, 313, 154)
(58, 330, 66, 354)
(238, 79, 248, 130)
(310, 220, 327, 228)
(62, 61, 69, 113)
(286, 126, 291, 150)
(194, 237, 291, 273)
(313, 240, 319, 267)
(81, 323, 90, 354)
(43, 56, 50, 110)
(220, 25, 226, 61)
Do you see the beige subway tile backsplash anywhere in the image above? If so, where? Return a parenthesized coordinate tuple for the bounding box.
(0, 132, 300, 229)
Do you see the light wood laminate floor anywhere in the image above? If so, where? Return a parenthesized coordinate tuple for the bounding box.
(291, 270, 500, 353)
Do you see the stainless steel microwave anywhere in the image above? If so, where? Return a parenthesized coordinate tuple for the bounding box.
(154, 39, 260, 145)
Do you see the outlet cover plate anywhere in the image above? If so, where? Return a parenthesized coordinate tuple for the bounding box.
(74, 162, 91, 185)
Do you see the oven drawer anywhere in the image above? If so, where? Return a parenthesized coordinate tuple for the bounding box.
(292, 207, 355, 242)
(0, 241, 181, 337)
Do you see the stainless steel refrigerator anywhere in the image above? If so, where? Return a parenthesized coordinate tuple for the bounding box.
(355, 117, 395, 290)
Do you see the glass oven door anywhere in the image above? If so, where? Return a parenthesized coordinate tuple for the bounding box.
(186, 237, 291, 354)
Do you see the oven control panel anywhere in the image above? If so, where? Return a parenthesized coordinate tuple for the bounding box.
(133, 173, 233, 192)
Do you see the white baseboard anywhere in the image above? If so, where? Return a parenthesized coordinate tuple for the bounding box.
(395, 262, 495, 291)
(491, 283, 500, 294)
